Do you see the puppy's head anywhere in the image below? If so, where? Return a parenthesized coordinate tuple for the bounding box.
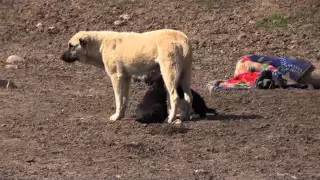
(61, 32, 95, 64)
(132, 69, 163, 86)
(144, 71, 164, 86)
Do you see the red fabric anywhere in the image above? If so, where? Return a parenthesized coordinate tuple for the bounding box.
(226, 72, 260, 86)
(240, 56, 251, 63)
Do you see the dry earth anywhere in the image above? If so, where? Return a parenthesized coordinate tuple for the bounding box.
(1, 0, 320, 179)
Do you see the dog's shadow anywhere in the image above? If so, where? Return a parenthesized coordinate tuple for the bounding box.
(134, 113, 262, 125)
(192, 113, 263, 121)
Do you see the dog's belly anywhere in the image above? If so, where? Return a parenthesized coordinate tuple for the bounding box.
(128, 63, 160, 77)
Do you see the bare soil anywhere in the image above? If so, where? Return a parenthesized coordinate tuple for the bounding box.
(1, 0, 320, 179)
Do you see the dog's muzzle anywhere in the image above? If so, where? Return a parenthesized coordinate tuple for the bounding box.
(61, 51, 78, 63)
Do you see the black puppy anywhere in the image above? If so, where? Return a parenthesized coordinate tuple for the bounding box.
(177, 85, 217, 118)
(135, 75, 168, 123)
(135, 73, 216, 123)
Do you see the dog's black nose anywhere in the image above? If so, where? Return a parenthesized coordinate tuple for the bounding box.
(61, 53, 67, 61)
(61, 51, 77, 63)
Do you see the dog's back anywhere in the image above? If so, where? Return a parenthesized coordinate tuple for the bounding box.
(135, 77, 168, 123)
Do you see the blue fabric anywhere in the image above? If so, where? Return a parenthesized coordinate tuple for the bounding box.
(248, 55, 312, 82)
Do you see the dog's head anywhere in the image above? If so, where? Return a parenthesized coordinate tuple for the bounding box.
(61, 32, 89, 63)
(61, 31, 103, 67)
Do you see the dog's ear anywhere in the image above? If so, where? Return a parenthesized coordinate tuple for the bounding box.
(79, 38, 87, 47)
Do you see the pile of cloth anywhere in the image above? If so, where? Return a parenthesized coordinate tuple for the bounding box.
(208, 55, 314, 91)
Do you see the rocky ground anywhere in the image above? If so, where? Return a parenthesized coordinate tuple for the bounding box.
(1, 0, 320, 179)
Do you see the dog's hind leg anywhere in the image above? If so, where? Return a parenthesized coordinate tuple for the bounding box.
(158, 60, 181, 123)
(109, 74, 130, 121)
(178, 76, 193, 120)
(178, 55, 193, 121)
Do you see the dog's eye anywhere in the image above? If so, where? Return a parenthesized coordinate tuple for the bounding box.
(68, 43, 74, 48)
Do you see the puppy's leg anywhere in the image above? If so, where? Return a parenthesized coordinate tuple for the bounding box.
(109, 74, 129, 121)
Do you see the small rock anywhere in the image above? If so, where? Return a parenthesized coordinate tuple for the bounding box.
(6, 55, 24, 64)
(194, 65, 201, 70)
(5, 64, 18, 70)
(115, 175, 121, 179)
(1, 124, 6, 127)
(47, 26, 59, 34)
(120, 14, 131, 20)
(113, 20, 124, 26)
(194, 169, 208, 175)
(36, 23, 43, 27)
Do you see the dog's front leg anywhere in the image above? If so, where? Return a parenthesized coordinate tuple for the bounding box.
(121, 77, 131, 113)
(109, 74, 129, 121)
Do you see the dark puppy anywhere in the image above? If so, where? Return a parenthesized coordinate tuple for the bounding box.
(177, 86, 217, 118)
(134, 71, 216, 123)
(135, 75, 168, 123)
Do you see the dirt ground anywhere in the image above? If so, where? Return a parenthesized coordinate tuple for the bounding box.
(1, 0, 320, 179)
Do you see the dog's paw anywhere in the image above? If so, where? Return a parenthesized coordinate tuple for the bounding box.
(173, 119, 182, 124)
(166, 116, 182, 124)
(110, 113, 123, 121)
(166, 116, 174, 124)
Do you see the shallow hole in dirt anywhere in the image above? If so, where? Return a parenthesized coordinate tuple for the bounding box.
(124, 142, 157, 158)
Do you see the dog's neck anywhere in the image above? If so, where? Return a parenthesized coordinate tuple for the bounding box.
(85, 53, 105, 69)
(83, 38, 105, 70)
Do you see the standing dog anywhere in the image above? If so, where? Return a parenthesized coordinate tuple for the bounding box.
(61, 29, 193, 123)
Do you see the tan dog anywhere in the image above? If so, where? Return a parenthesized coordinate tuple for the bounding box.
(61, 29, 193, 123)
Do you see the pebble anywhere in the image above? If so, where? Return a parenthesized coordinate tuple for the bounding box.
(114, 20, 124, 26)
(6, 55, 25, 64)
(5, 64, 18, 70)
(47, 26, 59, 34)
(194, 169, 208, 175)
(115, 175, 121, 179)
(36, 23, 43, 27)
(120, 14, 131, 20)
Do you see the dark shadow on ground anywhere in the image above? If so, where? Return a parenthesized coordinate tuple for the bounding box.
(198, 114, 263, 121)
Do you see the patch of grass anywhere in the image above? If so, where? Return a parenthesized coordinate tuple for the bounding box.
(255, 14, 290, 28)
(199, 0, 220, 9)
(112, 0, 132, 9)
